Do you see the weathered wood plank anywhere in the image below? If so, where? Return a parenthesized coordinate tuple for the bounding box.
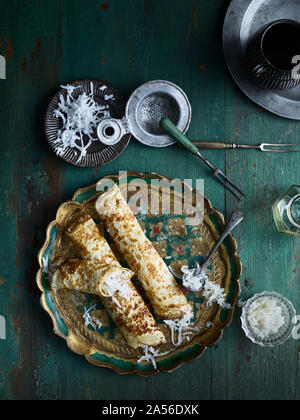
(225, 65, 300, 400)
(0, 0, 299, 400)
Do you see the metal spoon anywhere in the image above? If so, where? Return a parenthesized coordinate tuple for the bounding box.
(182, 210, 244, 292)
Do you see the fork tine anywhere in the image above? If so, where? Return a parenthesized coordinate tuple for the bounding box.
(261, 143, 299, 152)
(263, 150, 298, 153)
(263, 144, 297, 147)
(214, 173, 243, 201)
(216, 170, 245, 197)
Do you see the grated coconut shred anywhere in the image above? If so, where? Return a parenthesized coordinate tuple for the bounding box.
(83, 304, 102, 331)
(137, 346, 170, 370)
(52, 83, 111, 163)
(169, 264, 232, 310)
(164, 311, 198, 347)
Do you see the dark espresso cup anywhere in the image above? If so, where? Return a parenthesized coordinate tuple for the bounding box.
(245, 19, 300, 91)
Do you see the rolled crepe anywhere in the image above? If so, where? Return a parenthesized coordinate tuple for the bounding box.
(66, 213, 118, 265)
(52, 259, 133, 298)
(62, 209, 165, 349)
(96, 185, 193, 320)
(53, 259, 165, 349)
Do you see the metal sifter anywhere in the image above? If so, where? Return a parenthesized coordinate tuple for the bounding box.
(97, 80, 192, 148)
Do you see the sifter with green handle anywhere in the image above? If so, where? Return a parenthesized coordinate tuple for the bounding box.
(160, 118, 245, 201)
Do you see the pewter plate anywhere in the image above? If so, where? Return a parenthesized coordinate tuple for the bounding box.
(45, 79, 131, 168)
(223, 0, 300, 120)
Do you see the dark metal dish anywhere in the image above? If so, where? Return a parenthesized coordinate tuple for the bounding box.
(223, 0, 300, 120)
(245, 19, 300, 91)
(45, 79, 131, 168)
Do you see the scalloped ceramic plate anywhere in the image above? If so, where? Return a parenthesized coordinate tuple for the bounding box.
(37, 172, 242, 376)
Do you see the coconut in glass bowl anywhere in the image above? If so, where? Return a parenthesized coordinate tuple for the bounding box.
(241, 292, 296, 347)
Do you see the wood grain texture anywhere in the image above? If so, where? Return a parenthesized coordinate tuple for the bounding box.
(0, 0, 299, 400)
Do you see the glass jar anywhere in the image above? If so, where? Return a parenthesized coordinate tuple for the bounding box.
(273, 185, 300, 236)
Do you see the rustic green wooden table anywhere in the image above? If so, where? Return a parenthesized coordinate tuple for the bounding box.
(0, 0, 299, 401)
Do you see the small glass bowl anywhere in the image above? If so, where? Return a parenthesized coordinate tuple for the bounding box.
(241, 291, 296, 347)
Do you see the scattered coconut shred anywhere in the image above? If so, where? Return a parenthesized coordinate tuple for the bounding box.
(161, 271, 233, 350)
(171, 265, 232, 310)
(52, 83, 111, 163)
(137, 312, 198, 370)
(202, 279, 232, 310)
(83, 304, 102, 331)
(164, 311, 198, 347)
(137, 346, 170, 370)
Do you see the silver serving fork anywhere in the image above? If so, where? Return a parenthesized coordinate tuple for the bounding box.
(191, 141, 299, 153)
(180, 210, 244, 292)
(237, 143, 298, 152)
(193, 210, 244, 276)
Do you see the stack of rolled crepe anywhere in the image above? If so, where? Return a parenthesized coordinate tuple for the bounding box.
(52, 211, 166, 349)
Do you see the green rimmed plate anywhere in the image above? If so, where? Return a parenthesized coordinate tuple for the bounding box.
(37, 172, 242, 376)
